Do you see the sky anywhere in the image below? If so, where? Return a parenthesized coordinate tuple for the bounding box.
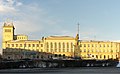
(1, 0, 120, 48)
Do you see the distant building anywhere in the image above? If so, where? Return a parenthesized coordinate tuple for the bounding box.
(79, 40, 120, 60)
(2, 21, 120, 60)
(2, 21, 77, 59)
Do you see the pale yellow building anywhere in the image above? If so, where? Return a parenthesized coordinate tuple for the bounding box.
(79, 40, 120, 60)
(2, 21, 77, 59)
(43, 36, 76, 57)
(2, 21, 120, 60)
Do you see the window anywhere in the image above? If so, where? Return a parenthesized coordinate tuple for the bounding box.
(116, 55, 118, 58)
(47, 42, 49, 48)
(28, 44, 31, 47)
(104, 55, 106, 59)
(55, 49, 57, 52)
(33, 44, 35, 47)
(88, 44, 90, 47)
(59, 42, 61, 48)
(92, 44, 94, 47)
(67, 42, 69, 48)
(12, 44, 14, 47)
(108, 55, 109, 59)
(5, 29, 11, 32)
(84, 49, 86, 52)
(80, 44, 82, 47)
(20, 44, 22, 47)
(41, 44, 43, 47)
(51, 42, 53, 48)
(55, 42, 57, 48)
(59, 43, 61, 52)
(51, 49, 53, 52)
(63, 42, 65, 48)
(96, 55, 98, 58)
(36, 49, 39, 51)
(100, 55, 102, 58)
(107, 44, 109, 47)
(24, 44, 26, 47)
(88, 49, 90, 52)
(71, 43, 73, 48)
(91, 49, 93, 52)
(104, 44, 105, 47)
(84, 44, 86, 47)
(16, 44, 18, 47)
(37, 44, 39, 47)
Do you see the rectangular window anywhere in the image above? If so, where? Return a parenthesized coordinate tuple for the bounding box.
(67, 43, 69, 48)
(20, 44, 22, 47)
(5, 29, 11, 32)
(7, 44, 10, 47)
(33, 44, 35, 47)
(88, 44, 90, 47)
(29, 44, 31, 47)
(104, 44, 105, 47)
(55, 43, 57, 48)
(59, 43, 61, 48)
(51, 43, 53, 48)
(24, 44, 26, 47)
(84, 44, 86, 47)
(12, 44, 14, 47)
(80, 44, 82, 47)
(41, 44, 43, 47)
(107, 44, 109, 47)
(92, 44, 94, 47)
(37, 44, 39, 47)
(47, 43, 49, 48)
(63, 43, 65, 48)
(16, 44, 18, 47)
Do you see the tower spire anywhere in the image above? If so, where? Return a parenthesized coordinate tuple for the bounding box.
(77, 23, 80, 39)
(75, 23, 80, 45)
(76, 23, 80, 40)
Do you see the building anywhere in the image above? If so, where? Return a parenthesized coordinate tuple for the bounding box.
(2, 21, 120, 60)
(79, 40, 120, 60)
(43, 36, 76, 57)
(2, 21, 77, 59)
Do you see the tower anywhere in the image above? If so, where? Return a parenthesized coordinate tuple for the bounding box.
(75, 23, 80, 45)
(2, 21, 15, 49)
(74, 23, 80, 58)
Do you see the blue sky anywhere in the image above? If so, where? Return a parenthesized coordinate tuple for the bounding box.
(1, 0, 120, 48)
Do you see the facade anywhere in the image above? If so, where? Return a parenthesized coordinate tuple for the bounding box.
(2, 21, 120, 60)
(43, 36, 76, 57)
(2, 21, 77, 59)
(79, 41, 120, 60)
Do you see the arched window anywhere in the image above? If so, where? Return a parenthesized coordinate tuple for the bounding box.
(63, 42, 65, 48)
(63, 42, 65, 52)
(59, 42, 61, 52)
(84, 49, 86, 52)
(51, 42, 53, 48)
(96, 55, 98, 58)
(67, 42, 69, 52)
(47, 42, 49, 48)
(108, 55, 109, 59)
(71, 43, 73, 48)
(67, 42, 69, 48)
(104, 55, 106, 59)
(54, 42, 57, 48)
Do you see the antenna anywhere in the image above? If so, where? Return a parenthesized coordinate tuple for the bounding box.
(77, 23, 80, 39)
